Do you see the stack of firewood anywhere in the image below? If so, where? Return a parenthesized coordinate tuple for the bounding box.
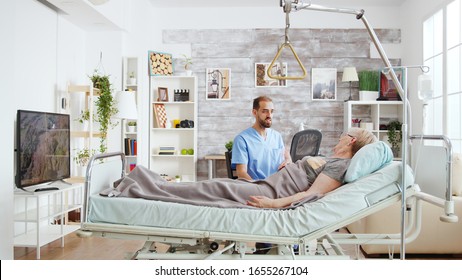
(149, 52, 173, 76)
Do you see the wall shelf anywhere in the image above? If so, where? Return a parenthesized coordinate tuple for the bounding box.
(149, 76, 198, 181)
(121, 57, 138, 174)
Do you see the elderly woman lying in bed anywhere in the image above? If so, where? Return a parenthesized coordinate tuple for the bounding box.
(102, 128, 378, 209)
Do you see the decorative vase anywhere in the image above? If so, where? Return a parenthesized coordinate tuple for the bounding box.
(359, 90, 379, 101)
(391, 147, 401, 158)
(127, 126, 136, 133)
(128, 78, 137, 85)
(185, 70, 193, 76)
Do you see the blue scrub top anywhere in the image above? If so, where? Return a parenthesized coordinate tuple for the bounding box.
(232, 127, 285, 180)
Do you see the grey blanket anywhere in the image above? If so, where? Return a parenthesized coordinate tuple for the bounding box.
(100, 163, 322, 209)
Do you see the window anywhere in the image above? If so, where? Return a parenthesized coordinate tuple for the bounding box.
(423, 0, 462, 153)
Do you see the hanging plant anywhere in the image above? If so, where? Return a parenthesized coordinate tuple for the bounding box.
(90, 70, 118, 154)
(74, 109, 95, 124)
(73, 148, 96, 166)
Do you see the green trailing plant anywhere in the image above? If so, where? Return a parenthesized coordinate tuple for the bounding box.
(127, 121, 137, 126)
(90, 70, 118, 154)
(387, 120, 402, 155)
(73, 148, 96, 166)
(74, 109, 95, 124)
(225, 140, 233, 152)
(358, 70, 380, 91)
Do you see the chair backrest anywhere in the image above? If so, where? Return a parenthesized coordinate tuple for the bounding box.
(225, 151, 238, 179)
(290, 129, 322, 162)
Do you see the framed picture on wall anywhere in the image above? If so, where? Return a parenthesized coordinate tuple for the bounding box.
(206, 68, 231, 100)
(255, 62, 288, 87)
(148, 51, 173, 76)
(311, 68, 337, 101)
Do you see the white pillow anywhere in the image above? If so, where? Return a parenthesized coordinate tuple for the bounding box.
(344, 141, 393, 183)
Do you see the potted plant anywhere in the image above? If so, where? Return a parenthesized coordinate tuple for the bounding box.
(175, 175, 181, 182)
(225, 140, 233, 152)
(127, 121, 137, 133)
(128, 71, 136, 85)
(387, 120, 402, 157)
(90, 70, 118, 154)
(75, 109, 97, 130)
(73, 148, 95, 177)
(182, 54, 193, 76)
(358, 70, 379, 101)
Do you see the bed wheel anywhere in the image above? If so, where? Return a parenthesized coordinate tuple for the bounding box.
(76, 230, 92, 238)
(210, 242, 219, 251)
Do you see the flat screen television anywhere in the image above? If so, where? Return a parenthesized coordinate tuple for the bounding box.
(16, 110, 71, 189)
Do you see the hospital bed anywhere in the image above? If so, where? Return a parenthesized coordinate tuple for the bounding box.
(76, 146, 455, 260)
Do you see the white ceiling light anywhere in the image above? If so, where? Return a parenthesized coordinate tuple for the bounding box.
(88, 0, 109, 5)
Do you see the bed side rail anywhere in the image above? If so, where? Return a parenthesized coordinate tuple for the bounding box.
(82, 152, 126, 223)
(409, 134, 458, 223)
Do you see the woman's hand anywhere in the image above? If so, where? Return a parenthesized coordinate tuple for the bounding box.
(278, 149, 292, 170)
(247, 195, 275, 208)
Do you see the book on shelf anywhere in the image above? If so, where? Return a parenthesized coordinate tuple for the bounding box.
(124, 138, 137, 156)
(158, 146, 174, 155)
(158, 150, 176, 155)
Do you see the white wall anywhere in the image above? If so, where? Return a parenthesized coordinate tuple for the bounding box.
(0, 0, 64, 260)
(0, 0, 17, 261)
(0, 0, 69, 259)
(0, 0, 154, 259)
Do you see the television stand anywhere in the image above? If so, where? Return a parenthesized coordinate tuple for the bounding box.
(49, 179, 72, 186)
(13, 182, 83, 259)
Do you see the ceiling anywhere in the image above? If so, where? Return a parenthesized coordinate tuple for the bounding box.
(40, 0, 122, 31)
(148, 0, 405, 8)
(39, 0, 405, 31)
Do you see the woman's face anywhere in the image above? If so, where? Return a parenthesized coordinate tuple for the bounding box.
(333, 132, 356, 154)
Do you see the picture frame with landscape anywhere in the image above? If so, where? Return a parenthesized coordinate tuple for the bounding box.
(311, 68, 337, 101)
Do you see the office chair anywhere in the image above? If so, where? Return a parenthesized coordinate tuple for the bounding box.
(225, 151, 238, 179)
(290, 129, 323, 162)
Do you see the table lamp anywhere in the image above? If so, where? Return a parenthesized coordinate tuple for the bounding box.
(114, 91, 138, 120)
(342, 67, 359, 101)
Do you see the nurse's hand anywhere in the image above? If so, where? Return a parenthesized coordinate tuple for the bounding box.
(277, 161, 290, 170)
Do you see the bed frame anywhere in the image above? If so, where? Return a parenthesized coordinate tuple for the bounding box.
(76, 151, 453, 260)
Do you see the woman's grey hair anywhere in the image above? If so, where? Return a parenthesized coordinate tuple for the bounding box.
(348, 127, 378, 154)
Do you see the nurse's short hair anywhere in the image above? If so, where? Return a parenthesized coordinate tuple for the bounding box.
(253, 96, 273, 110)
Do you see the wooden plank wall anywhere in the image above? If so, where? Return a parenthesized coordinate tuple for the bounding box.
(163, 28, 401, 180)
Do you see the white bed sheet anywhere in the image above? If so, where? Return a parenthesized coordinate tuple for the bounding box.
(87, 161, 413, 238)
